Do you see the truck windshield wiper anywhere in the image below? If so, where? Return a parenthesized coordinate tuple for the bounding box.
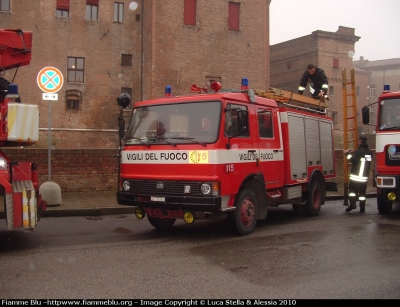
(170, 137, 206, 147)
(149, 137, 177, 147)
(125, 137, 150, 147)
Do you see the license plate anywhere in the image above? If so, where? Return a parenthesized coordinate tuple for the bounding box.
(151, 196, 165, 202)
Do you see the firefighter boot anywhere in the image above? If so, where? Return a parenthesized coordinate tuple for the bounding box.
(346, 201, 356, 212)
(360, 201, 365, 213)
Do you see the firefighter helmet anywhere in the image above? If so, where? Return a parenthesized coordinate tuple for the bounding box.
(358, 135, 367, 144)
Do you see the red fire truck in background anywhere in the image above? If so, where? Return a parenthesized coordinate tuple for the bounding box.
(117, 79, 336, 235)
(0, 28, 46, 230)
(362, 85, 400, 214)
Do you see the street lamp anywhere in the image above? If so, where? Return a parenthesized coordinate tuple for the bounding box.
(129, 1, 138, 11)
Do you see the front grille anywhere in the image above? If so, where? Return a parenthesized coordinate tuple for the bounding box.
(127, 179, 201, 196)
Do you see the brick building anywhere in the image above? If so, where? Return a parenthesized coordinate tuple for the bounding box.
(270, 26, 361, 147)
(0, 0, 271, 149)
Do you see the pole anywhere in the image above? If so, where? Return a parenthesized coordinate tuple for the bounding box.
(48, 100, 51, 181)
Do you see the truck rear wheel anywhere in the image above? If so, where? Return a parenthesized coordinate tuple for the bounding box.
(377, 193, 392, 214)
(305, 180, 322, 216)
(148, 216, 176, 230)
(227, 188, 257, 236)
(293, 180, 322, 217)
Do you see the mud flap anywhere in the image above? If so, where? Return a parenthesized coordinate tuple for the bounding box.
(7, 181, 37, 230)
(22, 189, 37, 229)
(5, 193, 14, 230)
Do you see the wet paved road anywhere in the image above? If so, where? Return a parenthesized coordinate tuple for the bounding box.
(1, 198, 400, 299)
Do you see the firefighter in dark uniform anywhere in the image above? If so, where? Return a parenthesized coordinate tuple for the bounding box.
(298, 64, 329, 100)
(344, 135, 373, 213)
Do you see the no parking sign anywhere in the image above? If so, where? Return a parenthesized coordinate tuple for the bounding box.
(37, 66, 64, 93)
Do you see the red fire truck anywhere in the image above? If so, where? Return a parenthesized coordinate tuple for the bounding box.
(362, 85, 400, 214)
(0, 28, 46, 230)
(116, 79, 336, 235)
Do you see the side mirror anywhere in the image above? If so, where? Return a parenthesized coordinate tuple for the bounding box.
(362, 106, 370, 124)
(117, 93, 131, 108)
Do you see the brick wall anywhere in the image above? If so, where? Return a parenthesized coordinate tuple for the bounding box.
(2, 148, 119, 192)
(1, 148, 376, 193)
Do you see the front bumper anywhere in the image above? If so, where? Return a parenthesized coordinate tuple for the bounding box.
(117, 191, 222, 212)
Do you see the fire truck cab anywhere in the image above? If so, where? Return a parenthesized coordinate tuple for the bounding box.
(117, 79, 336, 235)
(362, 85, 400, 214)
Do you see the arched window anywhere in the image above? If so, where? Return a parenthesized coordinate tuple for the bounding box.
(65, 90, 82, 110)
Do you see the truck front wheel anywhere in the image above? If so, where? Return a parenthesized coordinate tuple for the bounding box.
(377, 193, 392, 214)
(148, 217, 176, 230)
(227, 188, 257, 236)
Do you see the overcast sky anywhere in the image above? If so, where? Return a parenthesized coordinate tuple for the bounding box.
(270, 0, 400, 61)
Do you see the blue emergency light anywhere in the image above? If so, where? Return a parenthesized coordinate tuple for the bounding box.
(241, 78, 249, 90)
(7, 83, 18, 95)
(165, 85, 172, 97)
(383, 84, 390, 91)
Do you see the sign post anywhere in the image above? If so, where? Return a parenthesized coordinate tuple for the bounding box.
(37, 67, 64, 206)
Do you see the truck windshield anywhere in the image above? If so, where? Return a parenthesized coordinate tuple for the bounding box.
(125, 101, 221, 145)
(378, 98, 400, 130)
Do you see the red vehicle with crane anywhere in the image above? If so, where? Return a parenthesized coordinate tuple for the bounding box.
(362, 85, 400, 214)
(0, 28, 46, 230)
(116, 78, 336, 235)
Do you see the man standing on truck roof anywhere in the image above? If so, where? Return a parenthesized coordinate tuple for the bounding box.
(344, 135, 373, 213)
(298, 64, 329, 100)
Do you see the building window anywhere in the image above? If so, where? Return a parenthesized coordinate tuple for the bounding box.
(184, 0, 196, 26)
(121, 54, 132, 66)
(329, 85, 334, 96)
(356, 86, 360, 97)
(370, 85, 375, 98)
(228, 1, 240, 31)
(56, 0, 70, 17)
(206, 76, 221, 88)
(114, 2, 124, 23)
(331, 111, 337, 124)
(333, 58, 339, 69)
(0, 0, 10, 11)
(67, 57, 85, 83)
(287, 62, 292, 70)
(121, 88, 132, 108)
(65, 90, 82, 110)
(86, 0, 99, 20)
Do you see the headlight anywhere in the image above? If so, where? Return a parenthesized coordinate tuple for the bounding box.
(122, 180, 130, 191)
(388, 145, 396, 155)
(201, 183, 211, 195)
(200, 182, 220, 196)
(0, 158, 8, 170)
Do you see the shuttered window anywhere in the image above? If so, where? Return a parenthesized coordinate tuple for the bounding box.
(0, 0, 10, 11)
(333, 58, 339, 69)
(228, 2, 240, 31)
(121, 54, 132, 66)
(184, 0, 196, 26)
(57, 0, 70, 17)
